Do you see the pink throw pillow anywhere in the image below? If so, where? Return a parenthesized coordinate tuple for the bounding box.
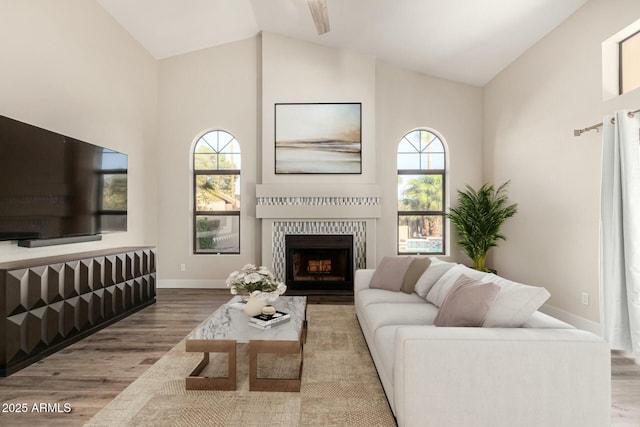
(434, 274, 500, 327)
(370, 256, 414, 292)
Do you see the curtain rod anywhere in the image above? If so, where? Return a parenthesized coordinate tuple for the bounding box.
(574, 108, 640, 136)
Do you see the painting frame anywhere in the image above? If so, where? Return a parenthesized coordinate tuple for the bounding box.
(274, 102, 362, 174)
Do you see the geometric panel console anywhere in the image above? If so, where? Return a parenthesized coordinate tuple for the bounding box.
(0, 246, 156, 376)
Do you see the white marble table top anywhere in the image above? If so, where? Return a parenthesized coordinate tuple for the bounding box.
(188, 295, 307, 344)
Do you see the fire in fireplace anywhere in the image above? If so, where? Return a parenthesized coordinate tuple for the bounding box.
(285, 234, 354, 291)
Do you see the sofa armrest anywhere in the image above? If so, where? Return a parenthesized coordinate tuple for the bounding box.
(354, 269, 375, 294)
(394, 326, 611, 427)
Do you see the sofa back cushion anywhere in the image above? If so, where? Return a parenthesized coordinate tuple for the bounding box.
(426, 264, 492, 306)
(414, 258, 456, 298)
(482, 276, 551, 327)
(427, 264, 551, 327)
(370, 256, 414, 292)
(400, 257, 431, 294)
(434, 274, 500, 327)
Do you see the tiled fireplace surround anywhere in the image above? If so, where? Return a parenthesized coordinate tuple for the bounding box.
(256, 184, 381, 284)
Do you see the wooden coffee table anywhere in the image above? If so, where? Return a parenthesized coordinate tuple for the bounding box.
(185, 295, 307, 392)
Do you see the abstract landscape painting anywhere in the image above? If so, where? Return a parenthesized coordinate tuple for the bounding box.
(275, 103, 361, 174)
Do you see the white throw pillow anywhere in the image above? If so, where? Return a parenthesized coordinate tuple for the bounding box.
(482, 276, 550, 327)
(426, 264, 494, 307)
(413, 258, 456, 298)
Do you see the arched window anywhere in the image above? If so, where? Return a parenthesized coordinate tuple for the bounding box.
(397, 129, 446, 255)
(193, 130, 241, 254)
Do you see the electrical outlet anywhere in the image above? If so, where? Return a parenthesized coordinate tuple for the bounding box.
(581, 292, 589, 306)
(180, 264, 186, 272)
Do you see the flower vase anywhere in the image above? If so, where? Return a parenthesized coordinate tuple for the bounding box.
(244, 295, 267, 317)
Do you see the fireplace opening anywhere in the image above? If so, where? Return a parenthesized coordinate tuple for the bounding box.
(285, 234, 353, 291)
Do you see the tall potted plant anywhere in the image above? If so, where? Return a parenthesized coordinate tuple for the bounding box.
(446, 181, 518, 272)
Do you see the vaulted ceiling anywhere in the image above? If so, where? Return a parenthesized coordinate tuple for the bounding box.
(96, 0, 587, 86)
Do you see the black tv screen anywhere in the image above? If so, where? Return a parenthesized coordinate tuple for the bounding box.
(0, 115, 127, 242)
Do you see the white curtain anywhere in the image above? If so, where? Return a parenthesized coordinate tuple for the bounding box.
(600, 110, 640, 362)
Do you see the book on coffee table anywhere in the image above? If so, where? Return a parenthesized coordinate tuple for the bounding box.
(249, 311, 291, 329)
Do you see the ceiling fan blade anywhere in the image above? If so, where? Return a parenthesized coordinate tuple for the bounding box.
(307, 0, 330, 35)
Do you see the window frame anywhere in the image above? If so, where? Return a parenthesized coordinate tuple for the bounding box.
(96, 168, 128, 231)
(397, 129, 447, 256)
(619, 29, 640, 95)
(192, 130, 241, 255)
(96, 149, 128, 232)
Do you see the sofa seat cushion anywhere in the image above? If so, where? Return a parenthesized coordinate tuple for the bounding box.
(361, 302, 439, 332)
(373, 326, 398, 404)
(357, 288, 425, 309)
(522, 311, 574, 329)
(373, 325, 423, 389)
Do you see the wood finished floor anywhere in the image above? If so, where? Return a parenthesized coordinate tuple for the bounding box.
(0, 289, 637, 426)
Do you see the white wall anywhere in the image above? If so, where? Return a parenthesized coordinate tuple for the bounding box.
(260, 32, 377, 185)
(0, 10, 482, 284)
(260, 33, 483, 265)
(5, 1, 612, 330)
(483, 0, 640, 323)
(156, 37, 259, 286)
(376, 62, 483, 262)
(0, 0, 157, 263)
(153, 32, 485, 286)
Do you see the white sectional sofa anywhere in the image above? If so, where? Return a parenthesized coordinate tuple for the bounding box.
(355, 257, 611, 427)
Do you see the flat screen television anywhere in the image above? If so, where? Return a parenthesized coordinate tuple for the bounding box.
(0, 115, 127, 244)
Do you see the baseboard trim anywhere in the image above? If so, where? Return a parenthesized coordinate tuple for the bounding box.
(540, 303, 601, 335)
(157, 279, 226, 289)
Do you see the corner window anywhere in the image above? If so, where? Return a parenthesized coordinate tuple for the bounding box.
(603, 18, 640, 100)
(397, 129, 446, 255)
(620, 30, 640, 95)
(193, 130, 241, 254)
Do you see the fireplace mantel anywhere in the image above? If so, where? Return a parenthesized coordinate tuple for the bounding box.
(255, 184, 382, 219)
(256, 184, 380, 281)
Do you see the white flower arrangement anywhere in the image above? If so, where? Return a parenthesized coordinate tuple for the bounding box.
(225, 264, 286, 302)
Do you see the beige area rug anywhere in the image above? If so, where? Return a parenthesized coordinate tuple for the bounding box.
(85, 304, 396, 427)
